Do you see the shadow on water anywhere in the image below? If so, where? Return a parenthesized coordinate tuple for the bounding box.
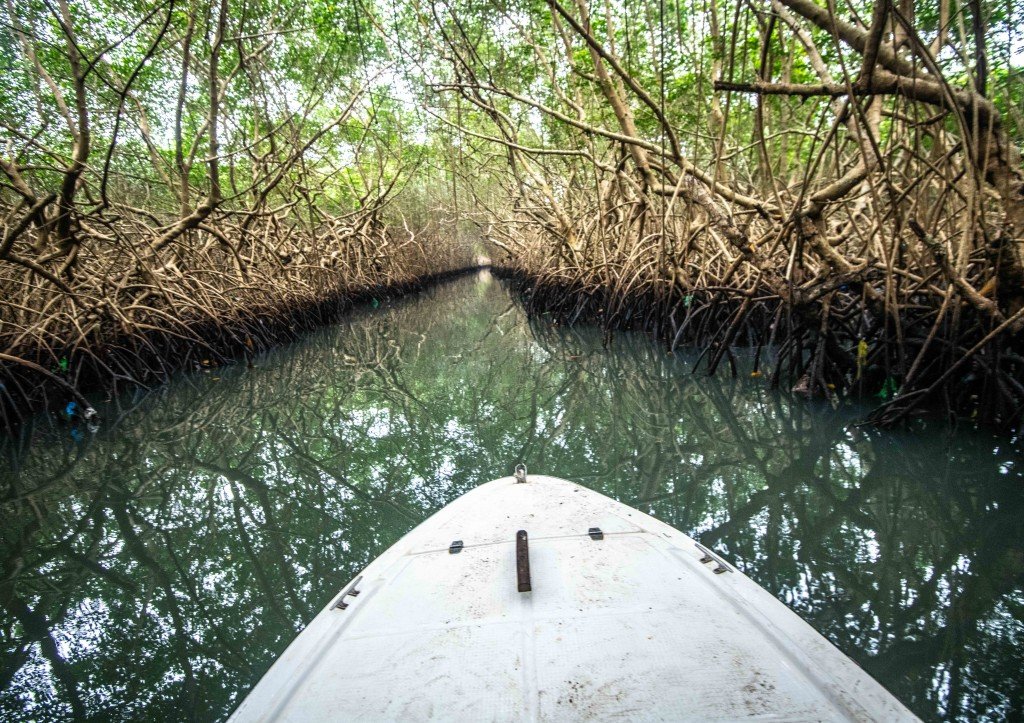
(1, 270, 1022, 720)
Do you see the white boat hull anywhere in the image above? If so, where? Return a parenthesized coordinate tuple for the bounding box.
(231, 474, 917, 721)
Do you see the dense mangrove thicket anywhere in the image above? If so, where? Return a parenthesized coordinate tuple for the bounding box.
(398, 0, 1023, 429)
(3, 0, 1024, 431)
(0, 0, 474, 430)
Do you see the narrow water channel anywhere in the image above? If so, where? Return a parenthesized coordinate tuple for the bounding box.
(1, 271, 1022, 721)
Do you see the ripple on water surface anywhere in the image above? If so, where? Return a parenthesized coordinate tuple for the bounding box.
(1, 270, 1022, 721)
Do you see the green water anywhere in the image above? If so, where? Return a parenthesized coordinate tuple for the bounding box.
(1, 271, 1022, 721)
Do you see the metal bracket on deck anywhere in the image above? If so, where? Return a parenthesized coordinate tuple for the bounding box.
(695, 543, 733, 574)
(515, 464, 527, 483)
(588, 527, 604, 540)
(449, 540, 464, 554)
(516, 530, 531, 592)
(333, 576, 363, 610)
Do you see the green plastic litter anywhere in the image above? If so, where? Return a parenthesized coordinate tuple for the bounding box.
(371, 298, 380, 309)
(876, 376, 899, 399)
(683, 294, 693, 307)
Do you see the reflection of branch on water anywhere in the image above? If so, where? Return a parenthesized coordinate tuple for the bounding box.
(5, 594, 85, 718)
(273, 435, 420, 524)
(112, 505, 199, 712)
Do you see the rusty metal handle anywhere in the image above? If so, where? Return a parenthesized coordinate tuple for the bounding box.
(516, 530, 531, 592)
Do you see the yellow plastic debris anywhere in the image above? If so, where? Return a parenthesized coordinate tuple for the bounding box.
(855, 340, 868, 380)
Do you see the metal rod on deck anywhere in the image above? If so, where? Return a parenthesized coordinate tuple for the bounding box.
(516, 530, 531, 592)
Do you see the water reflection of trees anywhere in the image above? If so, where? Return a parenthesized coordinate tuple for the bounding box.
(1, 273, 1021, 721)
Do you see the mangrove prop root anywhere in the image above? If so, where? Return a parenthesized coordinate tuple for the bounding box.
(493, 267, 1024, 432)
